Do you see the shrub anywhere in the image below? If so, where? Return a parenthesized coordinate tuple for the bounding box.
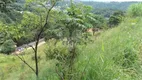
(0, 39, 16, 55)
(127, 3, 142, 17)
(45, 40, 83, 80)
(45, 41, 69, 61)
(108, 11, 124, 27)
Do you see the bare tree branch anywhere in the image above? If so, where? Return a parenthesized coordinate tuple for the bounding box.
(28, 44, 36, 53)
(16, 1, 57, 79)
(16, 54, 36, 74)
(33, 1, 57, 78)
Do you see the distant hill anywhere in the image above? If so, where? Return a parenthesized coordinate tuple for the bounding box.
(82, 1, 139, 11)
(15, 0, 139, 11)
(13, 1, 140, 18)
(58, 1, 139, 17)
(83, 1, 140, 17)
(59, 1, 139, 10)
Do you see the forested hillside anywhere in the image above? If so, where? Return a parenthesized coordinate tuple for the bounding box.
(83, 1, 139, 10)
(58, 1, 140, 17)
(1, 0, 142, 80)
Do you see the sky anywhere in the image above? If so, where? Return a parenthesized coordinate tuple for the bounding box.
(81, 0, 142, 2)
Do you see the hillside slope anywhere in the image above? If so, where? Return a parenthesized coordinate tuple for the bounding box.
(1, 17, 142, 80)
(77, 17, 142, 80)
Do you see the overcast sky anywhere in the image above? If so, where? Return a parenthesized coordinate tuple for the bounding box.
(81, 0, 142, 2)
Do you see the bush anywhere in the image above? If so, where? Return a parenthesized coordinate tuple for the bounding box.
(0, 40, 16, 55)
(127, 3, 142, 17)
(108, 11, 124, 27)
(45, 41, 69, 61)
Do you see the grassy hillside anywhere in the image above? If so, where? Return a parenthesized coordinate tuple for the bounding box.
(77, 17, 142, 80)
(1, 17, 142, 80)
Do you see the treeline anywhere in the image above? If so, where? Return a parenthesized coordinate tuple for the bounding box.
(82, 1, 139, 11)
(0, 0, 24, 23)
(58, 1, 139, 17)
(59, 1, 139, 11)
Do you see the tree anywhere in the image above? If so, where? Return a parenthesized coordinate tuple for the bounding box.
(88, 14, 107, 35)
(0, 39, 15, 54)
(0, 0, 23, 23)
(108, 10, 124, 27)
(45, 1, 97, 80)
(0, 0, 15, 12)
(127, 3, 142, 17)
(0, 22, 17, 54)
(0, 23, 7, 45)
(15, 0, 59, 79)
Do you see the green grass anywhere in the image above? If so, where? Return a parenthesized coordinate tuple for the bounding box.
(0, 44, 48, 80)
(76, 17, 142, 80)
(1, 17, 142, 80)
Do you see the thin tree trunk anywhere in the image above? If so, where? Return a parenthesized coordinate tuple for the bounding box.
(35, 43, 39, 79)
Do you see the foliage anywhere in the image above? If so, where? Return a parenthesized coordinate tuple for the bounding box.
(0, 39, 15, 54)
(127, 3, 142, 17)
(58, 1, 138, 17)
(45, 40, 82, 80)
(82, 1, 139, 11)
(44, 2, 98, 80)
(58, 1, 138, 11)
(0, 0, 23, 23)
(1, 17, 142, 80)
(13, 12, 41, 46)
(45, 3, 96, 42)
(14, 0, 60, 79)
(92, 15, 107, 29)
(0, 23, 7, 45)
(45, 41, 69, 61)
(108, 10, 124, 27)
(0, 0, 15, 12)
(93, 8, 118, 18)
(1, 0, 142, 80)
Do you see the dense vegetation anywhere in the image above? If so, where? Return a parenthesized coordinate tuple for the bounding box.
(58, 1, 139, 17)
(128, 3, 142, 17)
(1, 0, 142, 80)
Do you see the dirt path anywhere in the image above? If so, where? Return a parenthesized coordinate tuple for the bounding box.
(14, 38, 46, 54)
